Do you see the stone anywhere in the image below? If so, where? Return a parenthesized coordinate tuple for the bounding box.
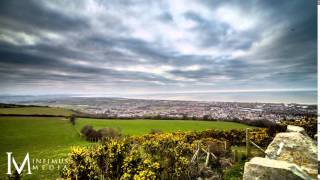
(265, 132, 317, 178)
(243, 157, 312, 180)
(286, 125, 307, 135)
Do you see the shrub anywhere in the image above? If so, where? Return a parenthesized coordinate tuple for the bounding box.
(62, 128, 273, 179)
(80, 125, 94, 136)
(149, 129, 163, 134)
(80, 125, 101, 142)
(80, 126, 122, 142)
(204, 138, 230, 157)
(62, 146, 100, 179)
(280, 117, 317, 137)
(98, 127, 121, 140)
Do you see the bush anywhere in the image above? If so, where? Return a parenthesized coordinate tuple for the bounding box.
(149, 129, 163, 134)
(98, 127, 121, 140)
(280, 117, 317, 137)
(62, 128, 273, 179)
(191, 128, 271, 147)
(80, 126, 122, 142)
(80, 125, 94, 136)
(63, 133, 227, 179)
(80, 125, 101, 142)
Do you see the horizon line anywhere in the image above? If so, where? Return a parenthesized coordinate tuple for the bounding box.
(0, 88, 316, 96)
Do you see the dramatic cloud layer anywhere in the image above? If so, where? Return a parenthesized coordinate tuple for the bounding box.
(0, 0, 317, 97)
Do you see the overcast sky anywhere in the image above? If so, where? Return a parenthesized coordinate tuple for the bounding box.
(0, 0, 317, 97)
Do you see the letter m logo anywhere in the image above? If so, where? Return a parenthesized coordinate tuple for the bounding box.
(7, 152, 32, 175)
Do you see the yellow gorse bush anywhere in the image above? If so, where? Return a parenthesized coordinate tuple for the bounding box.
(62, 128, 271, 179)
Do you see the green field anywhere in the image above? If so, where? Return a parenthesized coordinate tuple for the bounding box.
(0, 116, 87, 179)
(0, 107, 73, 116)
(0, 107, 254, 179)
(75, 118, 252, 135)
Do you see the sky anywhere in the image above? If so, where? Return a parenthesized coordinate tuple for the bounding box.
(0, 0, 317, 99)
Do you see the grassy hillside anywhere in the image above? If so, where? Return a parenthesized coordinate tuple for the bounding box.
(0, 107, 73, 116)
(0, 116, 87, 179)
(0, 112, 254, 179)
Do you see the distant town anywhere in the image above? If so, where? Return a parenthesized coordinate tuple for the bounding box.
(5, 96, 316, 123)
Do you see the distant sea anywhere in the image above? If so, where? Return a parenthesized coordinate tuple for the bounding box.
(0, 90, 317, 105)
(124, 90, 317, 105)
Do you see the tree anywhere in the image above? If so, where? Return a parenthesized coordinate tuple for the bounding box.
(203, 114, 211, 121)
(69, 115, 76, 126)
(69, 115, 81, 136)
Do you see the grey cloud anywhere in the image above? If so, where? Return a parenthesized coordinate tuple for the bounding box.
(0, 0, 316, 96)
(0, 0, 89, 33)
